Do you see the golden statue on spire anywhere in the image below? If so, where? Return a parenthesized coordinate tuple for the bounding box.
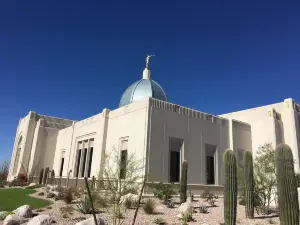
(146, 54, 155, 69)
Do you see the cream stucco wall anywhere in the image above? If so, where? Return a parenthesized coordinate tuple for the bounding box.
(221, 98, 300, 172)
(8, 97, 300, 188)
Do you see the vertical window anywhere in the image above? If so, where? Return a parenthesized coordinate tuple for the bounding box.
(60, 151, 65, 177)
(169, 137, 183, 183)
(60, 158, 64, 177)
(87, 147, 93, 178)
(81, 148, 87, 177)
(119, 140, 128, 179)
(170, 151, 180, 182)
(75, 149, 81, 177)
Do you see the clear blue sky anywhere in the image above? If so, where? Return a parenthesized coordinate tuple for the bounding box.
(0, 1, 299, 163)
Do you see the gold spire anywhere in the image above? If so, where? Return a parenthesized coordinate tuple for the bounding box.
(145, 54, 155, 69)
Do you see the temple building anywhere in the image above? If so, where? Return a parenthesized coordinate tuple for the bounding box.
(7, 56, 300, 193)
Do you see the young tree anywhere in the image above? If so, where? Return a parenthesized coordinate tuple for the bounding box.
(0, 161, 9, 183)
(253, 143, 277, 214)
(97, 148, 144, 225)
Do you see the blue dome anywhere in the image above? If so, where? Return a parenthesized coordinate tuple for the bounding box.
(119, 79, 167, 107)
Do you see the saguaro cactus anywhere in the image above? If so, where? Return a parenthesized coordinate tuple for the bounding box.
(50, 170, 55, 185)
(43, 167, 49, 184)
(223, 149, 237, 225)
(275, 143, 299, 225)
(39, 168, 44, 185)
(244, 150, 254, 218)
(180, 160, 188, 203)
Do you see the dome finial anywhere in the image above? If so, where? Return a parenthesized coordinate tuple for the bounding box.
(146, 54, 155, 69)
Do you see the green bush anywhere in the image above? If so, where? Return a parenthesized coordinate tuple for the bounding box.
(200, 190, 218, 206)
(153, 217, 166, 224)
(151, 182, 176, 204)
(143, 198, 156, 214)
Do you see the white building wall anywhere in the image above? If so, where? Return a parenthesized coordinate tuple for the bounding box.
(104, 100, 149, 181)
(147, 99, 250, 187)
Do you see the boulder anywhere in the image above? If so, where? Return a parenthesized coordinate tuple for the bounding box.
(75, 216, 105, 225)
(28, 183, 37, 187)
(3, 214, 27, 225)
(14, 205, 32, 218)
(27, 215, 54, 225)
(177, 198, 194, 214)
(0, 211, 9, 220)
(51, 191, 60, 197)
(120, 193, 139, 203)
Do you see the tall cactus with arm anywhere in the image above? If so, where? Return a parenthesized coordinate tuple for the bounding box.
(43, 167, 49, 184)
(244, 150, 254, 218)
(223, 149, 237, 225)
(275, 143, 299, 225)
(39, 168, 44, 185)
(180, 160, 188, 203)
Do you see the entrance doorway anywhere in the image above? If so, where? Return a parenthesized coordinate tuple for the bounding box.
(205, 144, 217, 185)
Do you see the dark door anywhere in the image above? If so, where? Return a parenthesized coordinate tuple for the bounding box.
(170, 151, 180, 182)
(206, 156, 215, 184)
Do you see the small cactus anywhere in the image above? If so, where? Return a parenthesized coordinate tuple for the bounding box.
(223, 149, 237, 225)
(50, 170, 55, 185)
(39, 168, 44, 185)
(43, 167, 49, 184)
(275, 143, 299, 225)
(244, 150, 254, 218)
(180, 160, 188, 203)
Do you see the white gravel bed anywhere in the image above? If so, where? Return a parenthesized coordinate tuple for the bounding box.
(0, 187, 280, 225)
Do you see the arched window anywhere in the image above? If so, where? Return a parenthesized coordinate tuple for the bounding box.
(13, 136, 22, 175)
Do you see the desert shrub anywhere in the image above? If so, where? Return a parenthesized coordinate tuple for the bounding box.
(238, 196, 246, 205)
(143, 198, 156, 214)
(199, 205, 208, 213)
(182, 212, 194, 223)
(71, 187, 84, 198)
(124, 197, 133, 209)
(38, 192, 45, 196)
(154, 217, 166, 224)
(253, 143, 277, 214)
(151, 182, 176, 204)
(46, 193, 55, 198)
(0, 161, 9, 185)
(97, 149, 144, 225)
(75, 195, 92, 214)
(60, 206, 74, 217)
(200, 190, 218, 206)
(9, 174, 28, 187)
(59, 188, 73, 204)
(166, 199, 175, 208)
(95, 195, 109, 208)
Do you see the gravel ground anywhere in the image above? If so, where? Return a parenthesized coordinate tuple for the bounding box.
(0, 188, 280, 225)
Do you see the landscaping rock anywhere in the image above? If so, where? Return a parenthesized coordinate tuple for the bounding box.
(0, 211, 9, 220)
(52, 191, 60, 197)
(177, 198, 194, 214)
(46, 193, 55, 198)
(27, 215, 54, 225)
(14, 205, 32, 218)
(120, 193, 138, 203)
(28, 183, 37, 187)
(75, 216, 105, 225)
(3, 214, 27, 225)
